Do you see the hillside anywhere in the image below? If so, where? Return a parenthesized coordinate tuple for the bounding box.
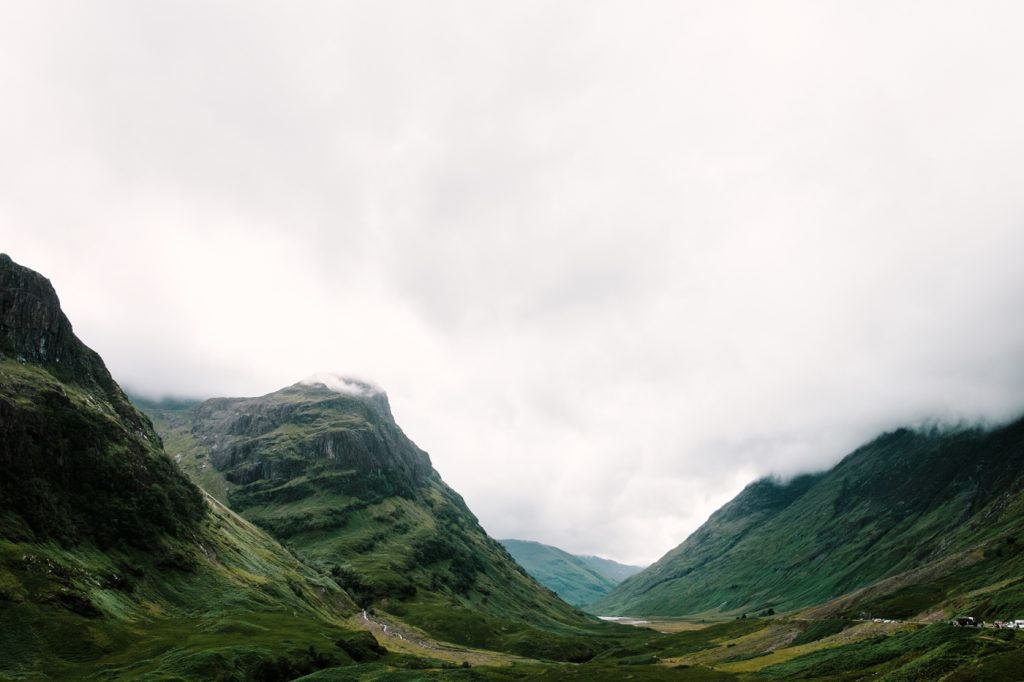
(139, 379, 613, 661)
(500, 539, 617, 608)
(499, 539, 642, 607)
(578, 554, 645, 583)
(0, 254, 377, 680)
(595, 419, 1024, 621)
(5, 251, 1024, 680)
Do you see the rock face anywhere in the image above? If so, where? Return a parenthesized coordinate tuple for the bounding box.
(0, 254, 205, 547)
(191, 382, 431, 490)
(0, 253, 77, 365)
(0, 253, 150, 434)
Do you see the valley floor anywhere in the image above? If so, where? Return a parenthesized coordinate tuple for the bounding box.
(285, 615, 1024, 681)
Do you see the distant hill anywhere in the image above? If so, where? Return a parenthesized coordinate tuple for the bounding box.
(139, 377, 611, 661)
(500, 539, 643, 607)
(578, 553, 645, 583)
(594, 418, 1024, 622)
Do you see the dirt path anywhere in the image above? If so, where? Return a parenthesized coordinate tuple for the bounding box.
(348, 610, 530, 667)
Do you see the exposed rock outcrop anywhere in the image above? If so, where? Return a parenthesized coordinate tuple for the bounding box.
(0, 254, 205, 547)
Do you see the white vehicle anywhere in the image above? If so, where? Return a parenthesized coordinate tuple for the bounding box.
(1014, 620, 1024, 629)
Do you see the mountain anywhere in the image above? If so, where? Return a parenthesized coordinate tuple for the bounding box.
(138, 376, 612, 661)
(0, 255, 380, 680)
(6, 252, 1024, 680)
(499, 539, 644, 608)
(595, 419, 1024, 621)
(578, 553, 646, 584)
(0, 253, 204, 547)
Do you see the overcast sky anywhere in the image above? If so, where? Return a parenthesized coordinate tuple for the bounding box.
(3, 1, 1024, 565)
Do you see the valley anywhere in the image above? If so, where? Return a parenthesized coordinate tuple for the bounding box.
(2, 252, 1024, 680)
(498, 539, 644, 608)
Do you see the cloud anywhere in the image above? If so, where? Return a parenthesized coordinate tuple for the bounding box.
(301, 372, 382, 398)
(2, 1, 1024, 564)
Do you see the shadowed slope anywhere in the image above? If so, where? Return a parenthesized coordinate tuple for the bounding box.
(0, 255, 365, 680)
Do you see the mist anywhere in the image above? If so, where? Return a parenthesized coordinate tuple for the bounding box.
(3, 1, 1024, 564)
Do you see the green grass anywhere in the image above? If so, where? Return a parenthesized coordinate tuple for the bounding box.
(295, 660, 738, 681)
(788, 619, 855, 646)
(597, 419, 1024, 620)
(753, 624, 1023, 680)
(0, 490, 367, 680)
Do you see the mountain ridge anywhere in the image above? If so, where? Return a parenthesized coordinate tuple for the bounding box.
(595, 417, 1024, 620)
(498, 538, 644, 608)
(499, 539, 618, 608)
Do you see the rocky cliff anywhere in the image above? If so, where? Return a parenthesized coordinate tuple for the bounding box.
(0, 254, 205, 547)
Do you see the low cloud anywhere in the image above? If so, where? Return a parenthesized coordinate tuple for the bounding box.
(2, 2, 1024, 564)
(301, 372, 383, 398)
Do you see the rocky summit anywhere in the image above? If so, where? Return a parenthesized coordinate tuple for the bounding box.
(0, 253, 153, 438)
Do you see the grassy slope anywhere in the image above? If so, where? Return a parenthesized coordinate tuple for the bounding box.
(499, 539, 619, 608)
(139, 387, 626, 662)
(0, 492, 364, 680)
(0, 361, 377, 680)
(596, 419, 1024, 619)
(646, 616, 1024, 681)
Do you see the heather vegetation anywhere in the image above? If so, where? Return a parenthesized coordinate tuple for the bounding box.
(0, 361, 205, 549)
(4, 254, 1024, 680)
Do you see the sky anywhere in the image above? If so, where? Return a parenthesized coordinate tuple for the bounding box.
(3, 1, 1024, 565)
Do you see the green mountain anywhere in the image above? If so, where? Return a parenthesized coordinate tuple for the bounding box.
(138, 379, 614, 661)
(0, 254, 388, 680)
(499, 540, 616, 608)
(578, 554, 645, 584)
(0, 254, 205, 548)
(7, 252, 1024, 680)
(499, 539, 643, 608)
(595, 418, 1024, 621)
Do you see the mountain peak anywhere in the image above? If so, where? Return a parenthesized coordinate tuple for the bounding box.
(300, 371, 383, 397)
(0, 254, 206, 548)
(0, 253, 73, 366)
(292, 371, 394, 422)
(0, 254, 146, 431)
